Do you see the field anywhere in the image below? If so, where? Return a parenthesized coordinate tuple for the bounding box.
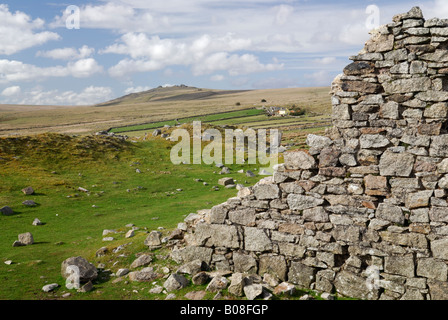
(0, 134, 267, 299)
(0, 86, 331, 137)
(0, 85, 334, 300)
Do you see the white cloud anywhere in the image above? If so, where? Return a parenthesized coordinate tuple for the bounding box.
(304, 70, 335, 87)
(67, 58, 103, 78)
(0, 58, 103, 84)
(102, 32, 282, 78)
(0, 4, 60, 55)
(314, 57, 337, 65)
(2, 86, 113, 106)
(210, 74, 225, 82)
(1, 86, 21, 97)
(124, 86, 153, 94)
(192, 52, 283, 76)
(50, 2, 157, 33)
(37, 45, 95, 60)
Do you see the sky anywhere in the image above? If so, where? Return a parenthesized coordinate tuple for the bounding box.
(0, 0, 447, 105)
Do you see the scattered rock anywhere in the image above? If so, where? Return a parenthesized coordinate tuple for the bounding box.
(125, 229, 135, 238)
(144, 231, 162, 249)
(23, 200, 37, 207)
(206, 275, 229, 293)
(130, 254, 153, 269)
(184, 290, 207, 300)
(164, 273, 189, 292)
(1, 206, 14, 216)
(243, 283, 264, 300)
(78, 281, 93, 293)
(18, 232, 34, 245)
(32, 218, 43, 226)
(61, 256, 98, 283)
(218, 177, 234, 186)
(128, 267, 159, 282)
(21, 186, 35, 195)
(116, 268, 130, 277)
(42, 283, 59, 292)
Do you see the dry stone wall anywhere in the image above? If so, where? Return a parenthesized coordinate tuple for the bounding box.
(171, 7, 448, 300)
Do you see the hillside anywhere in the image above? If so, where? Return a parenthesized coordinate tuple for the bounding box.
(0, 86, 331, 137)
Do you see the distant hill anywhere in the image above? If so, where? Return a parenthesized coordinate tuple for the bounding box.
(95, 85, 252, 107)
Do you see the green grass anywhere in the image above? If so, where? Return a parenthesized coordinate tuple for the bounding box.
(110, 108, 266, 133)
(0, 133, 266, 300)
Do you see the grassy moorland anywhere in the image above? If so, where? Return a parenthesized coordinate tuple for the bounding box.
(0, 133, 275, 299)
(0, 86, 331, 137)
(0, 85, 334, 300)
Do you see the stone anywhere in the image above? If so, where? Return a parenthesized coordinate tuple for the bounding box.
(405, 190, 433, 209)
(233, 252, 258, 274)
(283, 151, 316, 170)
(78, 281, 93, 293)
(380, 101, 400, 119)
(288, 262, 316, 288)
(344, 61, 375, 75)
(42, 283, 59, 292)
(32, 218, 43, 226)
(302, 207, 329, 222)
(379, 150, 414, 177)
(1, 206, 14, 216)
(23, 200, 37, 207)
(61, 256, 98, 283)
(125, 229, 135, 238)
(382, 77, 431, 94)
(176, 259, 207, 276)
(192, 272, 211, 285)
(244, 283, 264, 300)
(163, 273, 189, 292)
(376, 203, 405, 225)
(318, 147, 341, 167)
(334, 271, 378, 300)
(253, 184, 280, 200)
(244, 227, 272, 252)
(130, 254, 153, 269)
(424, 103, 448, 118)
(218, 177, 234, 186)
(228, 273, 245, 296)
(430, 135, 448, 157)
(195, 224, 240, 249)
(144, 231, 162, 248)
(393, 7, 423, 22)
(273, 282, 296, 295)
(184, 290, 207, 300)
(21, 186, 35, 195)
(286, 194, 325, 211)
(116, 268, 130, 277)
(171, 246, 213, 265)
(428, 280, 448, 300)
(128, 267, 159, 282)
(18, 232, 34, 245)
(431, 239, 448, 260)
(229, 208, 256, 226)
(206, 276, 229, 293)
(417, 258, 448, 281)
(259, 255, 287, 281)
(384, 256, 415, 277)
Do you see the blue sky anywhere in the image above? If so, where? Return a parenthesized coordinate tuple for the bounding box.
(0, 0, 445, 105)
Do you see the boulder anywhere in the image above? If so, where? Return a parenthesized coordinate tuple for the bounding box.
(61, 256, 98, 283)
(1, 206, 14, 216)
(18, 232, 34, 245)
(163, 273, 189, 292)
(21, 186, 35, 195)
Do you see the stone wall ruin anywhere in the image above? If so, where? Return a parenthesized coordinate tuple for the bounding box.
(171, 7, 448, 300)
